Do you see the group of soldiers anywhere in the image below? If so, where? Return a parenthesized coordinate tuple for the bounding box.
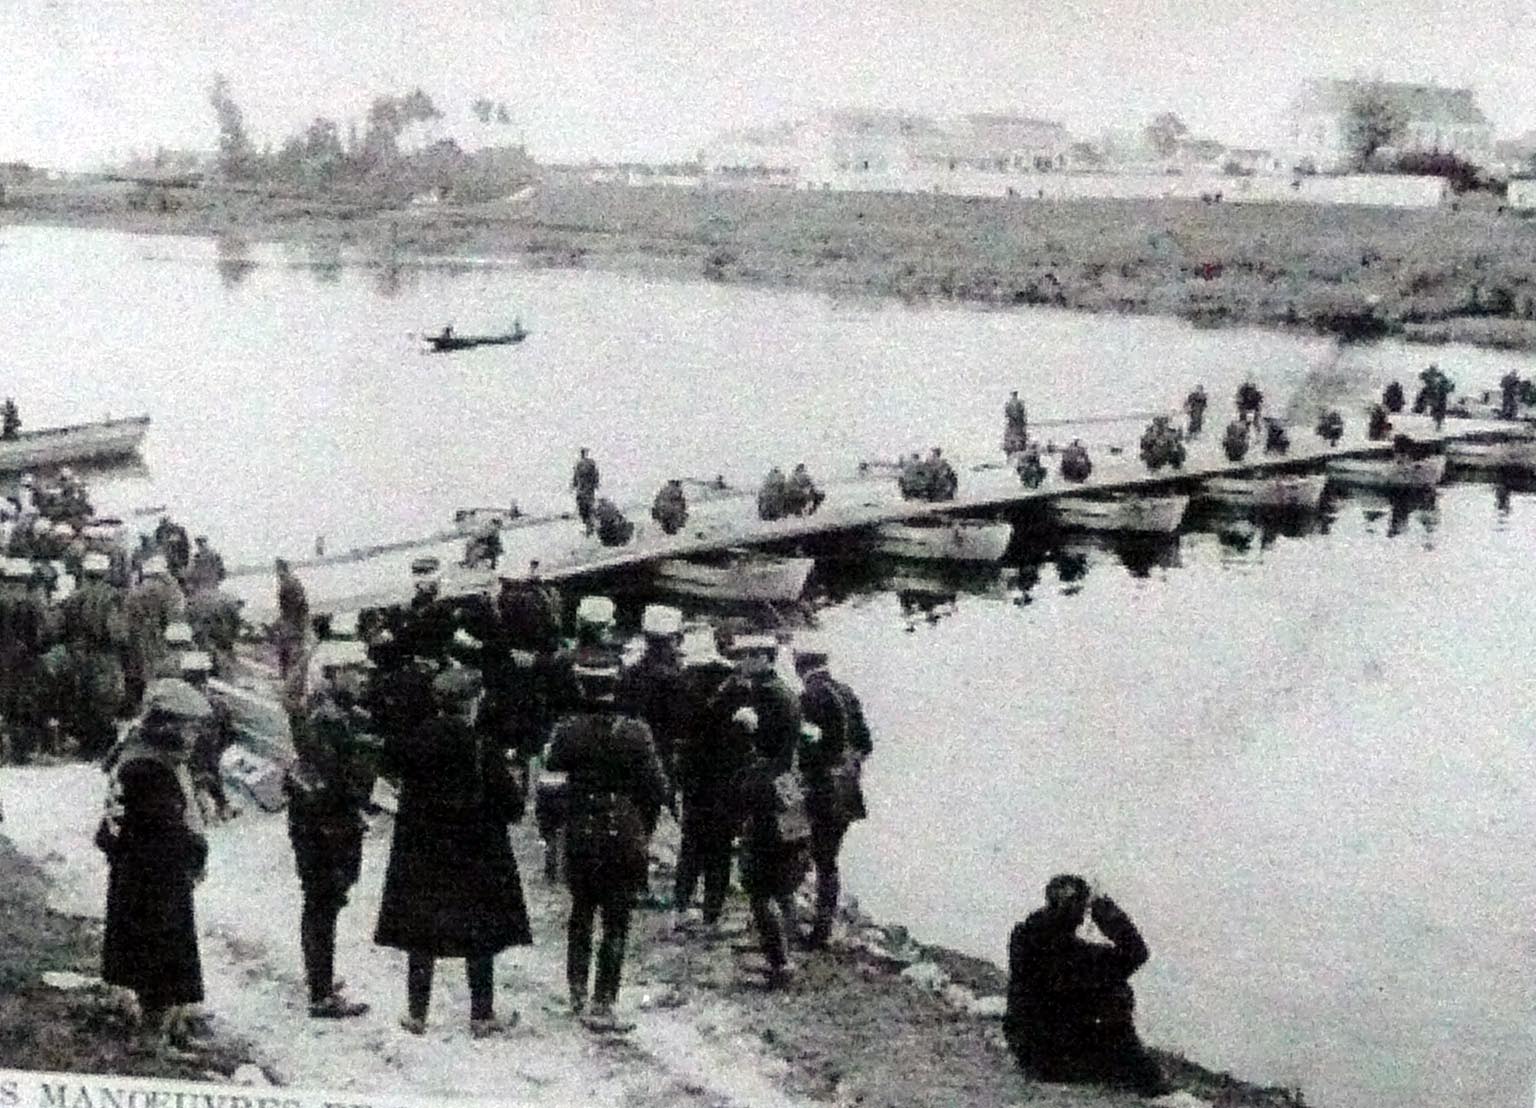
(0, 469, 241, 765)
(254, 560, 873, 1034)
(758, 464, 825, 521)
(897, 448, 960, 501)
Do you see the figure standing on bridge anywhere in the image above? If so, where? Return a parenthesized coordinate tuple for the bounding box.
(1003, 391, 1029, 457)
(784, 464, 825, 516)
(1184, 385, 1208, 437)
(1367, 403, 1393, 441)
(572, 448, 600, 536)
(1500, 370, 1522, 420)
(1315, 409, 1345, 447)
(1222, 418, 1249, 462)
(1382, 380, 1405, 414)
(1, 398, 20, 440)
(758, 466, 790, 520)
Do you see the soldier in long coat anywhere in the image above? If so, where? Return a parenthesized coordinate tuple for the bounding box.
(97, 679, 211, 1047)
(61, 553, 129, 757)
(124, 557, 186, 712)
(793, 639, 873, 949)
(287, 640, 377, 1018)
(0, 560, 54, 761)
(671, 627, 738, 926)
(374, 665, 532, 1036)
(545, 655, 671, 1031)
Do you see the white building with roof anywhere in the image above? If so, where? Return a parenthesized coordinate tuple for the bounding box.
(1284, 79, 1493, 173)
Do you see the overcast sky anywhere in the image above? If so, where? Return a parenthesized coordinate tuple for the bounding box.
(6, 0, 1534, 168)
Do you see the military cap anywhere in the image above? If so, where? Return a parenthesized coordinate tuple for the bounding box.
(452, 627, 483, 651)
(311, 638, 370, 670)
(144, 677, 212, 721)
(165, 621, 195, 646)
(680, 627, 727, 667)
(731, 706, 759, 730)
(0, 557, 35, 580)
(178, 650, 214, 675)
(576, 595, 616, 625)
(732, 633, 778, 656)
(641, 604, 683, 638)
(328, 610, 361, 639)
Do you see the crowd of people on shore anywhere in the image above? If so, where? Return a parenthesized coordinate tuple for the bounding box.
(0, 468, 242, 767)
(96, 558, 888, 1048)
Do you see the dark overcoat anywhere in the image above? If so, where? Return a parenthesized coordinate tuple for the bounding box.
(99, 753, 206, 1008)
(374, 714, 533, 956)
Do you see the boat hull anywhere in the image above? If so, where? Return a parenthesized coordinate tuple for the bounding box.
(1199, 474, 1328, 510)
(1051, 495, 1189, 534)
(425, 331, 528, 353)
(1445, 440, 1536, 470)
(1326, 454, 1447, 490)
(0, 416, 150, 473)
(650, 554, 814, 603)
(871, 519, 1013, 562)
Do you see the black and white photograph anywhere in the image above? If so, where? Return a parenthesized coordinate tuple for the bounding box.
(0, 2, 1531, 1106)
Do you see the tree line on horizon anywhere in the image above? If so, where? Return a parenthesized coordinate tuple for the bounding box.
(206, 75, 533, 203)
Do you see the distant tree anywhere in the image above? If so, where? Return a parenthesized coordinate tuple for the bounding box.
(208, 73, 259, 179)
(1143, 112, 1189, 159)
(495, 102, 512, 125)
(1343, 82, 1405, 171)
(360, 87, 442, 167)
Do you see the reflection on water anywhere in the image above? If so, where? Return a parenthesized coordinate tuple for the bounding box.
(214, 234, 256, 290)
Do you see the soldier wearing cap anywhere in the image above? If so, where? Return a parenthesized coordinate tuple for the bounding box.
(59, 553, 129, 758)
(126, 555, 187, 711)
(286, 637, 378, 1019)
(274, 558, 310, 685)
(670, 622, 741, 928)
(158, 621, 197, 678)
(591, 497, 634, 547)
(184, 536, 227, 595)
(793, 635, 873, 949)
(536, 595, 620, 879)
(0, 558, 55, 761)
(154, 516, 192, 582)
(97, 678, 212, 1052)
(617, 605, 687, 903)
(545, 651, 671, 1031)
(178, 650, 237, 823)
(374, 664, 532, 1037)
(186, 584, 243, 678)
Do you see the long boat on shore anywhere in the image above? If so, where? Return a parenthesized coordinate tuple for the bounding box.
(0, 415, 151, 473)
(1445, 439, 1536, 470)
(424, 324, 529, 353)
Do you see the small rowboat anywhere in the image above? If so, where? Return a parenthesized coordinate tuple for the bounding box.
(872, 518, 1013, 563)
(1445, 439, 1536, 470)
(1326, 454, 1447, 491)
(1051, 494, 1189, 534)
(650, 549, 815, 603)
(1199, 474, 1328, 511)
(0, 415, 150, 474)
(424, 325, 529, 353)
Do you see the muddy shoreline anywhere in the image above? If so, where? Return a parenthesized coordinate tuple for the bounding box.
(7, 175, 1536, 353)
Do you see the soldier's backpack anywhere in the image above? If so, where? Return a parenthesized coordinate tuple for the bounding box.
(768, 767, 811, 846)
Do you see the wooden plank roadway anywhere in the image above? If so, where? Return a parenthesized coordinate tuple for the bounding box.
(227, 413, 1518, 621)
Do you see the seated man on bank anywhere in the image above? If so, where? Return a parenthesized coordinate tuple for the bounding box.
(1004, 874, 1170, 1097)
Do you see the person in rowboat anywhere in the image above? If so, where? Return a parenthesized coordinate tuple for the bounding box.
(1235, 381, 1263, 428)
(758, 467, 791, 521)
(1221, 418, 1249, 462)
(1059, 440, 1092, 483)
(926, 448, 958, 501)
(1367, 403, 1393, 441)
(1263, 418, 1290, 455)
(1381, 380, 1405, 414)
(1315, 410, 1345, 446)
(784, 464, 825, 516)
(1003, 392, 1029, 456)
(651, 480, 689, 536)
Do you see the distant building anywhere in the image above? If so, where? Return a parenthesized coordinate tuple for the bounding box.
(914, 114, 1069, 172)
(699, 123, 802, 186)
(798, 110, 938, 179)
(1285, 79, 1493, 172)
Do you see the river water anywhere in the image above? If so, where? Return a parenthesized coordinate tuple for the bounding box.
(4, 224, 1533, 1108)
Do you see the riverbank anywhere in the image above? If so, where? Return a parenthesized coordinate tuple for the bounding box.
(0, 745, 1304, 1107)
(7, 175, 1536, 351)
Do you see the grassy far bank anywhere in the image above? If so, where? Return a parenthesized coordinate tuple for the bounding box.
(9, 174, 1536, 351)
(0, 835, 255, 1082)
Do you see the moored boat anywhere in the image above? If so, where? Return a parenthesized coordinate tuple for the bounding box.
(871, 518, 1013, 563)
(0, 415, 150, 473)
(650, 549, 814, 603)
(1445, 439, 1536, 470)
(1199, 473, 1328, 511)
(1326, 454, 1447, 490)
(1051, 494, 1188, 534)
